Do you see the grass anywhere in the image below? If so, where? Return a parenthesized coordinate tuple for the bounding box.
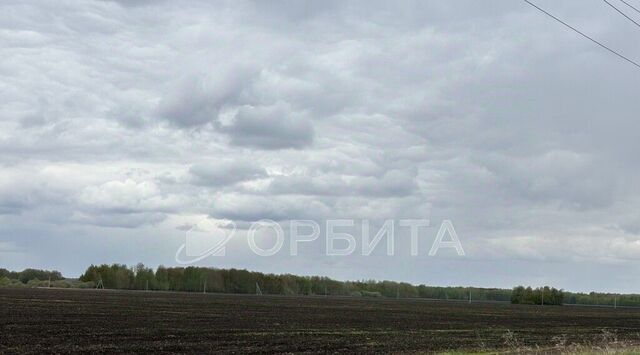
(438, 329, 640, 354)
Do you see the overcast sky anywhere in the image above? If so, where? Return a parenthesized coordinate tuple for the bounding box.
(2, 0, 640, 293)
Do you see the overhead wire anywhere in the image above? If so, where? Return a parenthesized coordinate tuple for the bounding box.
(523, 0, 640, 70)
(603, 0, 640, 29)
(618, 0, 640, 16)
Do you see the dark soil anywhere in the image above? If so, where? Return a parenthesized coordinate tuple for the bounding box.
(1, 288, 639, 354)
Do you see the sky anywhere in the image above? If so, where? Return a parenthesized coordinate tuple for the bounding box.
(2, 0, 640, 293)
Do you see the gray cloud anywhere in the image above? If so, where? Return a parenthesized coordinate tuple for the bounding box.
(267, 169, 418, 198)
(101, 0, 166, 7)
(209, 193, 332, 222)
(189, 160, 267, 186)
(156, 69, 256, 128)
(220, 103, 314, 149)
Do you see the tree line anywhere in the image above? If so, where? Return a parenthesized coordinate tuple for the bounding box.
(510, 286, 564, 305)
(564, 292, 640, 307)
(77, 263, 511, 300)
(0, 268, 63, 283)
(4, 264, 640, 307)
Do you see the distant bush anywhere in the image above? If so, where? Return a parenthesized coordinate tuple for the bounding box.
(18, 269, 63, 284)
(27, 279, 43, 287)
(51, 280, 71, 288)
(0, 276, 26, 288)
(75, 280, 96, 289)
(361, 291, 382, 298)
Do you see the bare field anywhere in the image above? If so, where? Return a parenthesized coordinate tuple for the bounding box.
(2, 288, 640, 354)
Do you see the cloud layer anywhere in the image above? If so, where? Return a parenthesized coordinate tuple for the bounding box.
(2, 0, 640, 292)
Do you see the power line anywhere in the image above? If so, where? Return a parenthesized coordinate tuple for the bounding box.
(619, 0, 640, 16)
(523, 0, 640, 70)
(603, 0, 640, 29)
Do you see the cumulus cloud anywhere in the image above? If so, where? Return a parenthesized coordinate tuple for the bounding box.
(79, 179, 168, 213)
